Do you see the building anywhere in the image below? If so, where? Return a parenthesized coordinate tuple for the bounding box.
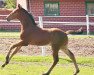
(16, 0, 94, 32)
(0, 0, 94, 32)
(17, 0, 94, 16)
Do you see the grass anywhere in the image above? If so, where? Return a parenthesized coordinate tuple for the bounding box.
(0, 31, 94, 38)
(0, 32, 20, 38)
(68, 35, 94, 39)
(0, 55, 94, 75)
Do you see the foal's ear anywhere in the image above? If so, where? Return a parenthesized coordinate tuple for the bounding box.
(17, 4, 22, 9)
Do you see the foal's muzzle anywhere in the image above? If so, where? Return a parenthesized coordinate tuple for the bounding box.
(6, 17, 10, 22)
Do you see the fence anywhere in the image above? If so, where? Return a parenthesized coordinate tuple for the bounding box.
(38, 15, 94, 56)
(1, 15, 94, 34)
(38, 15, 94, 35)
(0, 15, 94, 56)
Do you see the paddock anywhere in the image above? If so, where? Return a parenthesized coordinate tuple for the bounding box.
(0, 33, 94, 75)
(0, 0, 94, 74)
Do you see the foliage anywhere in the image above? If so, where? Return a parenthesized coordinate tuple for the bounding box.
(5, 0, 16, 9)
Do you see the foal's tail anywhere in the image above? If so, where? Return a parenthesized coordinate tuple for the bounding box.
(66, 27, 83, 35)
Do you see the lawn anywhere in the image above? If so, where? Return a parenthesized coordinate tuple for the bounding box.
(0, 55, 94, 75)
(0, 32, 20, 38)
(0, 31, 94, 39)
(0, 31, 94, 38)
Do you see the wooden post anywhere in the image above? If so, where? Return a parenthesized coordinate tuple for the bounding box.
(39, 16, 46, 56)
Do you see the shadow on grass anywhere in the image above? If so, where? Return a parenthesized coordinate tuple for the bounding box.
(59, 57, 72, 63)
(59, 57, 94, 68)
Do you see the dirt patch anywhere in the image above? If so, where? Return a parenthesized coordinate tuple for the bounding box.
(0, 37, 94, 57)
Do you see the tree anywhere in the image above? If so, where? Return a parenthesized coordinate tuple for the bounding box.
(5, 0, 16, 9)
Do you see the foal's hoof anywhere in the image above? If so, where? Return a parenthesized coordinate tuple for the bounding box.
(1, 64, 6, 68)
(1, 61, 9, 68)
(74, 69, 80, 75)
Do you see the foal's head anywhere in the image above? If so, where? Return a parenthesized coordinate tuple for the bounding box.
(6, 4, 37, 25)
(6, 4, 23, 21)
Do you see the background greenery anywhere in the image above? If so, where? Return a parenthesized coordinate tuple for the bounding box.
(5, 0, 16, 9)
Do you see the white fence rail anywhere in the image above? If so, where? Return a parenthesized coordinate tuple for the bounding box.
(0, 15, 94, 56)
(38, 15, 94, 35)
(1, 15, 94, 35)
(38, 15, 94, 56)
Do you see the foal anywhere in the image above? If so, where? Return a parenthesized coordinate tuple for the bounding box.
(2, 4, 80, 75)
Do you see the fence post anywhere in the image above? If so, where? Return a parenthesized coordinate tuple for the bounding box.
(39, 16, 43, 28)
(39, 16, 46, 56)
(86, 15, 90, 35)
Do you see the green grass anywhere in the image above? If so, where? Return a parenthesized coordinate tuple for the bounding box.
(0, 55, 94, 64)
(0, 32, 20, 38)
(0, 31, 94, 39)
(0, 55, 94, 75)
(68, 35, 94, 39)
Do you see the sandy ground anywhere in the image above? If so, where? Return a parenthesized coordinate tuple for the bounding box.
(0, 36, 94, 57)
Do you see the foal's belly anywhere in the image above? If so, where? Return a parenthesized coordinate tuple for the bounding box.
(29, 40, 50, 46)
(29, 35, 51, 46)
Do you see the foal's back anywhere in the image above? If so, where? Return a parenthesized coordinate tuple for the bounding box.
(22, 27, 68, 46)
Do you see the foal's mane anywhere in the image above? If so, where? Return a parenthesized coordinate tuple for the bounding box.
(21, 8, 37, 25)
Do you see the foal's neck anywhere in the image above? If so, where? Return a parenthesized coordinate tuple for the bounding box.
(19, 13, 36, 30)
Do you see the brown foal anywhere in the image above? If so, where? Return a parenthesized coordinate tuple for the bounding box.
(2, 4, 80, 75)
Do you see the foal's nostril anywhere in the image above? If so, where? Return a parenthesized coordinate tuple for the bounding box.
(6, 18, 10, 22)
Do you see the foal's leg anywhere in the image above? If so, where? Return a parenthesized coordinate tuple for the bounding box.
(43, 45, 59, 75)
(62, 47, 79, 75)
(9, 46, 21, 61)
(2, 41, 24, 68)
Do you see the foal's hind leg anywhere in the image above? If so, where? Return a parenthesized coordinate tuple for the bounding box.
(43, 44, 59, 75)
(62, 46, 79, 75)
(2, 41, 25, 68)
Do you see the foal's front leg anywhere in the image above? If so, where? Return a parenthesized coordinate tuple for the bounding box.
(2, 41, 25, 68)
